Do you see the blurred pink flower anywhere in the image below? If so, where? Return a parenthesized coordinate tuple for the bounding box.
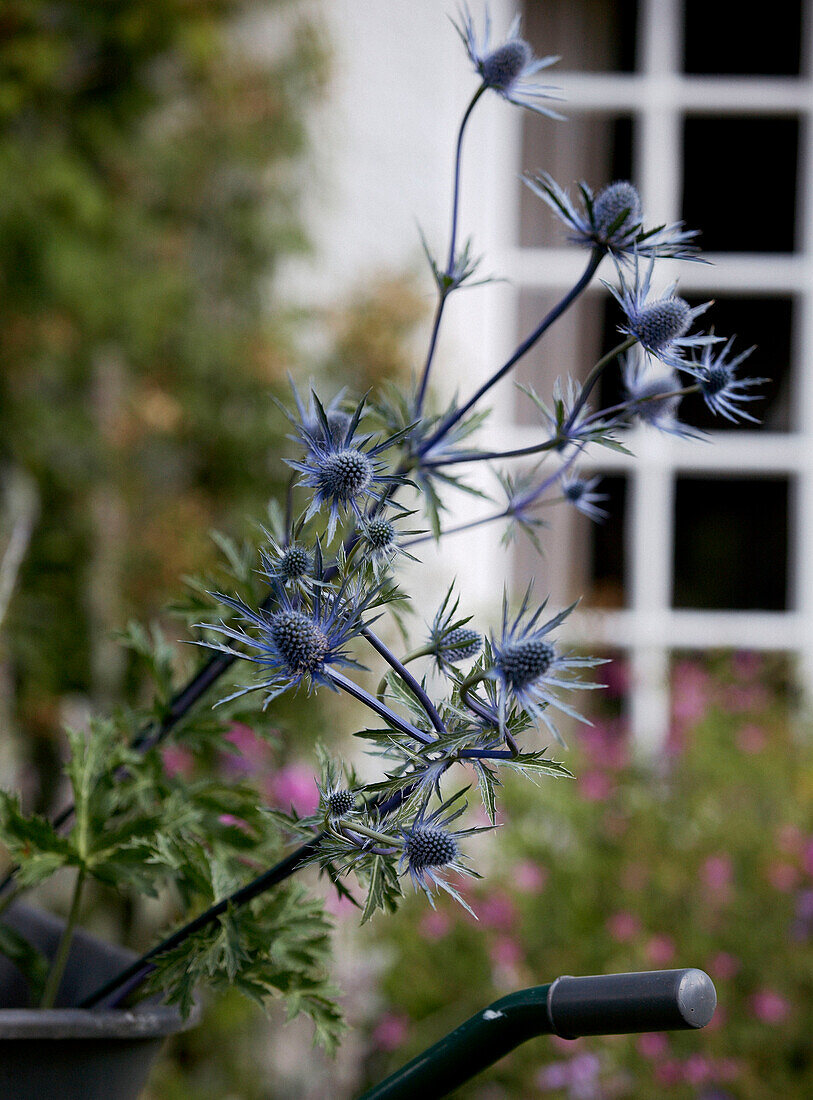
(221, 722, 270, 775)
(371, 1011, 409, 1052)
(579, 770, 613, 802)
(162, 745, 194, 779)
(672, 660, 710, 723)
(736, 723, 766, 754)
(645, 934, 676, 966)
(581, 720, 627, 769)
(654, 1059, 684, 1086)
(702, 855, 733, 896)
(717, 1057, 743, 1081)
(606, 911, 641, 942)
(603, 657, 629, 698)
(704, 1003, 726, 1031)
(709, 951, 740, 981)
(776, 824, 803, 854)
(489, 935, 522, 969)
(218, 813, 249, 831)
(803, 838, 813, 877)
(420, 909, 451, 940)
(479, 891, 516, 931)
(266, 762, 319, 815)
(636, 1032, 669, 1060)
(721, 683, 769, 713)
(750, 989, 790, 1024)
(731, 650, 763, 679)
(767, 862, 799, 892)
(324, 890, 358, 919)
(683, 1053, 712, 1085)
(513, 860, 547, 893)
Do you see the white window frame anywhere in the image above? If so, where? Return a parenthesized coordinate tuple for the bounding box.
(467, 0, 813, 749)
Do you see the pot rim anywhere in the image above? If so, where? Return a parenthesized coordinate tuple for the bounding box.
(0, 1002, 201, 1040)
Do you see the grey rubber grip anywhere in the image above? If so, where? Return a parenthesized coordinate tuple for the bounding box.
(547, 968, 717, 1039)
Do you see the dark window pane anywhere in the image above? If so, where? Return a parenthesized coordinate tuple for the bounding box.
(588, 475, 627, 608)
(682, 117, 799, 253)
(673, 477, 789, 610)
(523, 0, 639, 73)
(521, 114, 634, 247)
(684, 0, 802, 75)
(680, 296, 793, 432)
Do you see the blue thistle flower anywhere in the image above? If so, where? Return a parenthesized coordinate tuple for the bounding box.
(452, 4, 563, 118)
(259, 538, 312, 590)
(427, 588, 482, 670)
(398, 793, 482, 913)
(561, 473, 608, 521)
(359, 509, 420, 574)
(621, 351, 697, 438)
(194, 574, 379, 706)
(322, 786, 356, 820)
(286, 395, 411, 541)
(524, 173, 701, 262)
(489, 589, 603, 744)
(683, 337, 765, 424)
(606, 255, 718, 370)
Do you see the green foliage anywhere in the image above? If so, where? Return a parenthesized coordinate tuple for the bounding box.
(146, 889, 344, 1053)
(0, 0, 328, 741)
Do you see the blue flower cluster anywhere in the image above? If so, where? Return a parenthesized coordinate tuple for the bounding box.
(191, 3, 764, 919)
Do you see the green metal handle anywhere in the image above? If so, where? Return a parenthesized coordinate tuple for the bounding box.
(360, 968, 716, 1100)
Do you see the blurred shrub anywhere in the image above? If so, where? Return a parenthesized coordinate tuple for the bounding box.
(0, 0, 328, 759)
(359, 651, 813, 1098)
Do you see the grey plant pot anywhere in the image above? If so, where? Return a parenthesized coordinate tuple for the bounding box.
(0, 904, 199, 1100)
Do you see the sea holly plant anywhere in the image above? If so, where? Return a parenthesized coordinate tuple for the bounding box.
(0, 2, 762, 1054)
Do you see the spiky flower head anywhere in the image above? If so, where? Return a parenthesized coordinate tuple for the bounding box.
(364, 517, 395, 552)
(258, 536, 314, 593)
(286, 394, 410, 541)
(683, 337, 765, 423)
(324, 788, 356, 819)
(621, 351, 695, 437)
(398, 793, 483, 914)
(441, 627, 483, 663)
(404, 825, 458, 872)
(592, 181, 642, 238)
(606, 255, 718, 370)
(270, 610, 329, 675)
(194, 569, 381, 706)
(524, 173, 701, 262)
(561, 474, 608, 521)
(452, 4, 563, 118)
(489, 588, 603, 744)
(427, 587, 482, 670)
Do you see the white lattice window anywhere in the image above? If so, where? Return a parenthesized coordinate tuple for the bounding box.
(465, 0, 813, 747)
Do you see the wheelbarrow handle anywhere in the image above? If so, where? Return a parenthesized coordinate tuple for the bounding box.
(359, 968, 716, 1100)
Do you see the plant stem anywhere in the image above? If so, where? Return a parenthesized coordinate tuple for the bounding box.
(417, 247, 604, 456)
(375, 644, 435, 701)
(446, 86, 486, 275)
(336, 819, 403, 849)
(326, 668, 436, 746)
(421, 436, 561, 470)
(415, 294, 448, 417)
(40, 867, 86, 1009)
(562, 335, 637, 434)
(362, 628, 446, 737)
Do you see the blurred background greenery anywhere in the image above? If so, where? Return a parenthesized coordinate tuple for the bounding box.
(1, 3, 811, 1099)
